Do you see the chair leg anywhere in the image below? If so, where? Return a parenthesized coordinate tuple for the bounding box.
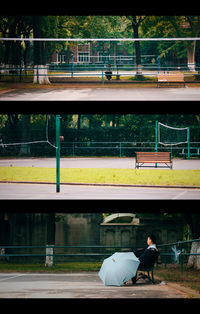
(151, 270, 155, 284)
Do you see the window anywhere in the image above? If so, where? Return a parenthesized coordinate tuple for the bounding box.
(98, 53, 111, 63)
(78, 52, 89, 63)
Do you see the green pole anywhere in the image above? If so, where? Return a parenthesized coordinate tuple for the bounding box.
(56, 115, 60, 193)
(187, 127, 190, 160)
(37, 65, 39, 84)
(155, 120, 158, 167)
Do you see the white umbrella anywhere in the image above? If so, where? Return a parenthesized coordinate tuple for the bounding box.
(98, 252, 140, 286)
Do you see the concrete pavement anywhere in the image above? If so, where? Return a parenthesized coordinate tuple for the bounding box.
(1, 86, 200, 100)
(0, 157, 200, 169)
(0, 272, 187, 298)
(0, 158, 200, 199)
(0, 182, 200, 199)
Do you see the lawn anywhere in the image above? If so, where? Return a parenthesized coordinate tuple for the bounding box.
(0, 166, 200, 186)
(155, 264, 200, 296)
(0, 261, 102, 273)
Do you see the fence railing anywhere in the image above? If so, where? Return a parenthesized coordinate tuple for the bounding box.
(1, 65, 200, 84)
(157, 238, 200, 272)
(60, 141, 200, 158)
(1, 239, 200, 272)
(1, 140, 200, 158)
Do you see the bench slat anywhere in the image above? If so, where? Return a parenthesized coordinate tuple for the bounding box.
(135, 152, 172, 169)
(157, 72, 185, 87)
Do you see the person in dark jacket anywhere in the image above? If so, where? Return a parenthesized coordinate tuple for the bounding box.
(131, 234, 158, 284)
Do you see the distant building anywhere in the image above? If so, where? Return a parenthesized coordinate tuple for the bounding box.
(50, 42, 131, 65)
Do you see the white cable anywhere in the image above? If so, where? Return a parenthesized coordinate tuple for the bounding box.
(158, 121, 189, 146)
(46, 114, 58, 149)
(0, 115, 58, 149)
(158, 121, 188, 131)
(1, 37, 200, 42)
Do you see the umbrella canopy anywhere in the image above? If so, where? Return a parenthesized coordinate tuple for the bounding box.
(98, 252, 140, 286)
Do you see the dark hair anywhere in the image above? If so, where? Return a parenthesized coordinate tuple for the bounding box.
(148, 234, 156, 244)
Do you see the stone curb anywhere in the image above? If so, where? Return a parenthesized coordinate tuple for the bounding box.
(0, 180, 200, 189)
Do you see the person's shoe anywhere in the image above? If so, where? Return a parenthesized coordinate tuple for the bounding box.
(131, 277, 137, 284)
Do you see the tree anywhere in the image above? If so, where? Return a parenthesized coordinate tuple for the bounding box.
(130, 16, 146, 76)
(164, 212, 200, 270)
(142, 16, 200, 71)
(19, 114, 31, 156)
(33, 16, 50, 84)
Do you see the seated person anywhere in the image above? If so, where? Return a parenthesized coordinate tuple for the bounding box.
(132, 234, 158, 284)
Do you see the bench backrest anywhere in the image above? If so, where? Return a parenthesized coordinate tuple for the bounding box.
(136, 152, 171, 162)
(158, 72, 184, 82)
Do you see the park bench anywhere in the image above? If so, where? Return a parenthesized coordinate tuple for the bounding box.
(180, 148, 200, 158)
(157, 72, 185, 88)
(105, 71, 120, 80)
(135, 152, 172, 169)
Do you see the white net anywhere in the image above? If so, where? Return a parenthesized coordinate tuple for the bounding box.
(158, 122, 189, 146)
(0, 115, 57, 149)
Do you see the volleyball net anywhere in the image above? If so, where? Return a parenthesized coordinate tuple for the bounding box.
(0, 115, 57, 151)
(0, 37, 200, 82)
(156, 121, 190, 159)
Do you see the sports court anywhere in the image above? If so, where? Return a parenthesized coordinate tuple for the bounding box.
(0, 156, 200, 169)
(0, 272, 187, 298)
(0, 157, 200, 199)
(1, 86, 200, 100)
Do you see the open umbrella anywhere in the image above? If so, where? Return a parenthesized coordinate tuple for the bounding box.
(98, 252, 140, 286)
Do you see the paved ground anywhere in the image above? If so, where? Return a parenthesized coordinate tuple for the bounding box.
(0, 157, 200, 199)
(1, 157, 200, 169)
(0, 272, 187, 298)
(0, 182, 200, 199)
(1, 86, 200, 100)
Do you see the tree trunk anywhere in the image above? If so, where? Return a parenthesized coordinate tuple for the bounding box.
(33, 65, 50, 84)
(33, 16, 50, 85)
(187, 241, 200, 270)
(187, 41, 196, 72)
(132, 17, 142, 77)
(19, 114, 31, 156)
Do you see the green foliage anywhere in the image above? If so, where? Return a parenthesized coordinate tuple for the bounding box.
(1, 15, 200, 67)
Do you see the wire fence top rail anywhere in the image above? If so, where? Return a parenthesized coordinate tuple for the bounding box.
(1, 37, 200, 42)
(1, 238, 200, 250)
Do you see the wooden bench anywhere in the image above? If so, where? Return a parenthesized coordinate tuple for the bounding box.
(105, 71, 120, 80)
(135, 152, 172, 169)
(181, 148, 200, 158)
(157, 72, 185, 88)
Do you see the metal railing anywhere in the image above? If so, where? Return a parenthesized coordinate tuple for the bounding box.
(60, 141, 200, 158)
(0, 244, 138, 267)
(1, 239, 200, 272)
(1, 65, 200, 84)
(157, 238, 200, 272)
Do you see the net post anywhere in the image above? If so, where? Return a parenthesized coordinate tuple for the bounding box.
(37, 65, 39, 84)
(102, 71, 104, 84)
(56, 115, 60, 193)
(155, 120, 158, 167)
(187, 127, 190, 160)
(72, 55, 74, 77)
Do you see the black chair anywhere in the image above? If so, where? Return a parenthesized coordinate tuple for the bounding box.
(135, 264, 156, 284)
(133, 251, 159, 284)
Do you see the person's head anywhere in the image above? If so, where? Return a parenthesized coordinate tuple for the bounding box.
(147, 234, 156, 246)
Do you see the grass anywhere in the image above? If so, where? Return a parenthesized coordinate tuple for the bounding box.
(0, 166, 200, 186)
(155, 264, 200, 296)
(0, 261, 102, 273)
